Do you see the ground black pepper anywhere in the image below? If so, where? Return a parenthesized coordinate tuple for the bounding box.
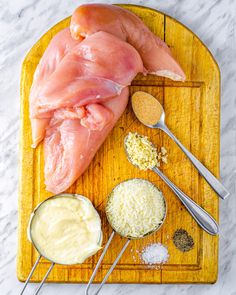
(173, 229, 194, 252)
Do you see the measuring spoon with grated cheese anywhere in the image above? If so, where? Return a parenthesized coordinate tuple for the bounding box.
(131, 91, 230, 200)
(124, 134, 219, 236)
(85, 179, 167, 295)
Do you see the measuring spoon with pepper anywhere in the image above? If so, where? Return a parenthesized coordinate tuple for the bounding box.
(131, 91, 230, 200)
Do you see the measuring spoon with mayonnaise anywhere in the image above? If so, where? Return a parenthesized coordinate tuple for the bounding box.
(131, 91, 230, 200)
(20, 194, 102, 295)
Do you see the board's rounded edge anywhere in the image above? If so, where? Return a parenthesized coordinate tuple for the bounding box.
(22, 16, 71, 65)
(118, 4, 221, 81)
(21, 4, 221, 87)
(23, 4, 220, 81)
(16, 268, 26, 283)
(18, 4, 220, 284)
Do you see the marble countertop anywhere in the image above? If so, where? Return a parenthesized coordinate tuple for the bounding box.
(0, 0, 235, 294)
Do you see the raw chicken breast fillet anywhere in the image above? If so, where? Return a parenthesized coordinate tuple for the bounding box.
(44, 88, 129, 194)
(70, 4, 186, 81)
(30, 4, 185, 194)
(31, 31, 143, 119)
(42, 32, 143, 193)
(30, 28, 81, 147)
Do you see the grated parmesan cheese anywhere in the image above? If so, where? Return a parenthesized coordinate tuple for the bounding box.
(106, 179, 166, 238)
(125, 132, 168, 170)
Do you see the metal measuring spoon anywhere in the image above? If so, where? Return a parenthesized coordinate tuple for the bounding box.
(20, 194, 103, 295)
(85, 179, 167, 295)
(131, 91, 230, 200)
(124, 135, 219, 235)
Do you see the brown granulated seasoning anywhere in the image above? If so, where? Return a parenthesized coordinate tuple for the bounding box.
(173, 229, 194, 252)
(131, 91, 163, 126)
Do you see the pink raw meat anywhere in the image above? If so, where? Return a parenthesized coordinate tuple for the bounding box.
(31, 5, 186, 194)
(32, 77, 123, 118)
(31, 31, 143, 118)
(44, 88, 129, 194)
(51, 104, 114, 131)
(30, 30, 143, 194)
(30, 28, 81, 147)
(70, 4, 186, 81)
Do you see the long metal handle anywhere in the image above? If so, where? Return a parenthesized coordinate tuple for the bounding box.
(34, 262, 55, 295)
(158, 123, 229, 200)
(153, 167, 219, 235)
(85, 231, 131, 295)
(19, 254, 55, 295)
(20, 255, 42, 295)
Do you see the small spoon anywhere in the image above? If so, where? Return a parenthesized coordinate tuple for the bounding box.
(131, 91, 230, 200)
(124, 135, 219, 235)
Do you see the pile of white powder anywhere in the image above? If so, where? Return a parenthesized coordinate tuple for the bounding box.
(141, 243, 169, 264)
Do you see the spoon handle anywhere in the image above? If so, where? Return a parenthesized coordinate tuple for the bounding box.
(152, 167, 219, 235)
(158, 123, 229, 200)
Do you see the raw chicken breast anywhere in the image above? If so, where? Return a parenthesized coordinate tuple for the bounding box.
(80, 104, 114, 131)
(32, 77, 123, 118)
(44, 88, 129, 194)
(70, 4, 185, 81)
(31, 30, 142, 194)
(31, 118, 50, 148)
(31, 32, 143, 118)
(30, 28, 81, 147)
(51, 104, 113, 131)
(33, 4, 186, 194)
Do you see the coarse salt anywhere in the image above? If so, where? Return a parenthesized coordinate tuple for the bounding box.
(141, 243, 169, 264)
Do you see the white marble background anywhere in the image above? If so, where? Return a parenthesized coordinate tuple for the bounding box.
(0, 0, 235, 294)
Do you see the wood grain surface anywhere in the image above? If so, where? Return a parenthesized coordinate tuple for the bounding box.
(17, 4, 220, 284)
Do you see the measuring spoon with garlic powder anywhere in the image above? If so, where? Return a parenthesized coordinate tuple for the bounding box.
(124, 134, 219, 236)
(131, 91, 230, 200)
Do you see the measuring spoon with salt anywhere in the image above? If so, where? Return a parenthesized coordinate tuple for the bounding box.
(131, 91, 230, 200)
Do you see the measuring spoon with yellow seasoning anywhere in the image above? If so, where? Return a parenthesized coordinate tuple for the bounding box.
(131, 91, 230, 200)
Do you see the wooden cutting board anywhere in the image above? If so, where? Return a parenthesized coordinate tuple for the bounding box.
(17, 4, 220, 284)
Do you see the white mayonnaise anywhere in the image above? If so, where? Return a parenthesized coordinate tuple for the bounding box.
(29, 195, 102, 265)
